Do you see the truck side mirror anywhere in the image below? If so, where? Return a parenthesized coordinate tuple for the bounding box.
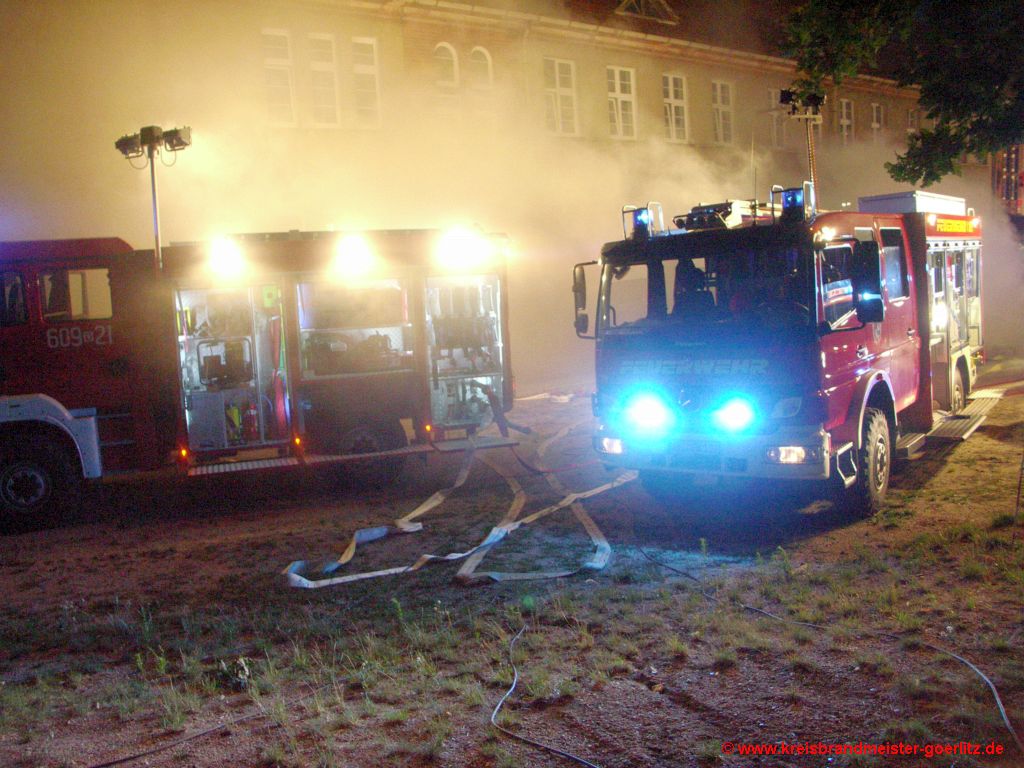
(572, 262, 595, 337)
(852, 241, 885, 324)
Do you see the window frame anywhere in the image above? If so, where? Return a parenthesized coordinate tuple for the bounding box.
(262, 28, 296, 125)
(767, 87, 786, 149)
(711, 80, 734, 145)
(39, 267, 113, 324)
(606, 66, 636, 140)
(879, 227, 909, 301)
(838, 98, 854, 145)
(662, 73, 688, 143)
(308, 33, 339, 126)
(870, 102, 885, 143)
(351, 37, 381, 129)
(543, 57, 579, 136)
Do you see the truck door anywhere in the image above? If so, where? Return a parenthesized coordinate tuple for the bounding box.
(819, 242, 883, 421)
(3, 254, 177, 471)
(879, 227, 918, 411)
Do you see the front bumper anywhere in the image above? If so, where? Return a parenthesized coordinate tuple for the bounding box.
(595, 423, 831, 481)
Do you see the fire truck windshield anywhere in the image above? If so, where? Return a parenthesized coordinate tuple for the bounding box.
(599, 243, 813, 334)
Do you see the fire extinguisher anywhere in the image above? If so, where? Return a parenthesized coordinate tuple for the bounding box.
(243, 401, 259, 441)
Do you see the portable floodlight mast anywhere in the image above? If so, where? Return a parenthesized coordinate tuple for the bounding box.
(779, 90, 824, 193)
(115, 125, 191, 269)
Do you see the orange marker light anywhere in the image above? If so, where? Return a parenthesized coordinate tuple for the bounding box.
(179, 447, 188, 460)
(294, 436, 302, 446)
(425, 424, 432, 432)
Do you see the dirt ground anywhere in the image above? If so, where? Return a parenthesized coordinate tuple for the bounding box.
(1, 367, 1023, 768)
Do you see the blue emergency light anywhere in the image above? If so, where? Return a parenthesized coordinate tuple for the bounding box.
(780, 182, 816, 221)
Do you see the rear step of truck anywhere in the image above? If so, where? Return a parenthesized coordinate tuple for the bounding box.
(896, 395, 1001, 458)
(187, 436, 517, 477)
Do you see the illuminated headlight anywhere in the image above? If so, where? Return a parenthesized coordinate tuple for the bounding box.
(623, 392, 675, 436)
(767, 446, 821, 464)
(599, 437, 624, 455)
(711, 397, 756, 433)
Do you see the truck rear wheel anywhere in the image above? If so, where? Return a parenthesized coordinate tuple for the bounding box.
(840, 408, 891, 517)
(0, 441, 77, 532)
(333, 418, 408, 488)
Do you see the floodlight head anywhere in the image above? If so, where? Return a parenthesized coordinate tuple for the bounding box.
(805, 92, 825, 112)
(139, 125, 163, 146)
(115, 133, 143, 158)
(163, 126, 191, 151)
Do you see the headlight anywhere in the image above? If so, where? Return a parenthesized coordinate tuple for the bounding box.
(710, 396, 756, 433)
(621, 391, 676, 437)
(770, 397, 802, 419)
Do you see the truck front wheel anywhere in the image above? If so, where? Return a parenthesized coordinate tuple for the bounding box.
(0, 441, 77, 532)
(841, 408, 891, 516)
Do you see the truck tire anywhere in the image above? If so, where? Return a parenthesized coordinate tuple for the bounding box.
(333, 418, 408, 488)
(951, 367, 966, 414)
(0, 441, 77, 532)
(841, 408, 891, 517)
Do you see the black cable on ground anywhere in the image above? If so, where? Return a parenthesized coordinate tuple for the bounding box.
(638, 548, 1024, 754)
(491, 623, 604, 768)
(84, 684, 326, 768)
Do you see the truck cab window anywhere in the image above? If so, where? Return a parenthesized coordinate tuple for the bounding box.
(1, 272, 27, 326)
(879, 228, 909, 300)
(821, 245, 855, 326)
(40, 268, 112, 322)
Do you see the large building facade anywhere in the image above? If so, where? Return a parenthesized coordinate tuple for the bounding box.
(0, 0, 998, 391)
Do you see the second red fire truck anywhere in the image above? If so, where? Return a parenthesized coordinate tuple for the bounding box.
(0, 228, 513, 530)
(573, 184, 984, 513)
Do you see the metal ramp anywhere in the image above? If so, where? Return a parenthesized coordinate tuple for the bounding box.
(895, 432, 926, 460)
(896, 395, 1001, 457)
(925, 396, 1001, 445)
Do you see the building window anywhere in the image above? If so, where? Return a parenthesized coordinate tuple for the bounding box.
(870, 102, 885, 143)
(263, 30, 294, 124)
(838, 98, 854, 145)
(662, 74, 687, 142)
(543, 58, 577, 136)
(615, 0, 678, 25)
(309, 35, 338, 125)
(434, 42, 459, 112)
(607, 67, 635, 139)
(467, 47, 493, 91)
(352, 38, 380, 128)
(711, 80, 733, 145)
(906, 107, 920, 135)
(767, 88, 786, 149)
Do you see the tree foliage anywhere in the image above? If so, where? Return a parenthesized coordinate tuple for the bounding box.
(783, 0, 1024, 186)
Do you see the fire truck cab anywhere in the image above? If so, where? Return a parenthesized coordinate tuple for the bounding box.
(0, 229, 513, 530)
(573, 185, 983, 513)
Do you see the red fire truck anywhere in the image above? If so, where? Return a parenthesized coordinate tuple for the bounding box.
(572, 185, 984, 513)
(0, 229, 513, 530)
